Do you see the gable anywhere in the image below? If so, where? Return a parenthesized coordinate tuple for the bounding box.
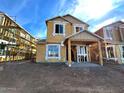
(70, 31, 101, 41)
(63, 15, 89, 26)
(50, 17, 67, 22)
(46, 16, 70, 24)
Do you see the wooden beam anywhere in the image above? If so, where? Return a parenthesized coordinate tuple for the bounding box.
(68, 39, 72, 67)
(98, 41, 103, 66)
(88, 45, 91, 62)
(0, 26, 21, 29)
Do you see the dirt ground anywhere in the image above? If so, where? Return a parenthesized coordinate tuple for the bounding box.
(0, 62, 124, 93)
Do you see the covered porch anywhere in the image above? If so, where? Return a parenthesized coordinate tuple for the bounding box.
(63, 31, 104, 67)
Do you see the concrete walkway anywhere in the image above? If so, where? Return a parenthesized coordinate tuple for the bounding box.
(71, 62, 100, 67)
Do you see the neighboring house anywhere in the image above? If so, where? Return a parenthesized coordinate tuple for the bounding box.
(0, 12, 36, 62)
(36, 14, 104, 67)
(95, 21, 124, 64)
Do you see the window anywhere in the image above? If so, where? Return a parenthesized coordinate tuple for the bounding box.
(54, 24, 64, 34)
(104, 27, 112, 40)
(75, 27, 83, 33)
(119, 28, 124, 41)
(0, 43, 6, 56)
(46, 44, 60, 59)
(120, 45, 124, 59)
(78, 46, 87, 55)
(106, 45, 115, 59)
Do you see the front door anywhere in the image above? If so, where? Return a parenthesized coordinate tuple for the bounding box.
(77, 45, 88, 63)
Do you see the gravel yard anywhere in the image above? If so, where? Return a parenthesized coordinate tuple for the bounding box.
(0, 62, 124, 93)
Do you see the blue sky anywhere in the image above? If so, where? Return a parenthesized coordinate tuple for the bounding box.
(0, 0, 124, 39)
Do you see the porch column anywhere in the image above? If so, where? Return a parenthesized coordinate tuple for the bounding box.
(68, 39, 72, 67)
(98, 41, 103, 66)
(88, 46, 91, 62)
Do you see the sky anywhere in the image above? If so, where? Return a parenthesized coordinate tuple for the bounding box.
(0, 0, 124, 39)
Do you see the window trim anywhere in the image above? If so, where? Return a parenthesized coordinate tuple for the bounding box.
(103, 27, 113, 40)
(46, 44, 61, 60)
(120, 45, 124, 60)
(74, 25, 83, 34)
(53, 23, 65, 36)
(106, 45, 116, 59)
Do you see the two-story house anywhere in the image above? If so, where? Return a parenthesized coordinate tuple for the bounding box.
(36, 14, 104, 67)
(95, 21, 124, 64)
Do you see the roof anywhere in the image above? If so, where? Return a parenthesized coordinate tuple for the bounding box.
(37, 39, 46, 44)
(46, 14, 89, 26)
(63, 14, 89, 26)
(63, 30, 104, 43)
(46, 16, 72, 24)
(95, 20, 124, 33)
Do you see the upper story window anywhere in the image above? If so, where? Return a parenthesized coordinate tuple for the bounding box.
(104, 27, 113, 40)
(119, 26, 124, 41)
(75, 27, 83, 32)
(74, 25, 83, 33)
(54, 23, 65, 35)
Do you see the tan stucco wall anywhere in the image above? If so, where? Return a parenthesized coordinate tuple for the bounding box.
(46, 19, 88, 43)
(36, 43, 66, 62)
(36, 44, 46, 62)
(63, 15, 88, 30)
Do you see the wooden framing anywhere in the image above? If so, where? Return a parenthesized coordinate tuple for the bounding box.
(0, 12, 36, 62)
(68, 39, 72, 67)
(95, 21, 124, 64)
(98, 41, 103, 65)
(65, 31, 104, 66)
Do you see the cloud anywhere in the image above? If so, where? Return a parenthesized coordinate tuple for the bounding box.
(34, 29, 47, 39)
(121, 19, 124, 22)
(92, 17, 117, 32)
(67, 0, 123, 21)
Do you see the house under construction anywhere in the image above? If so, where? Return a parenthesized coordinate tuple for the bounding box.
(0, 12, 36, 62)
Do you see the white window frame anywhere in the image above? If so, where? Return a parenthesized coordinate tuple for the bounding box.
(120, 45, 124, 60)
(46, 44, 61, 60)
(106, 45, 116, 60)
(74, 24, 83, 34)
(53, 22, 65, 36)
(76, 45, 89, 62)
(103, 27, 113, 40)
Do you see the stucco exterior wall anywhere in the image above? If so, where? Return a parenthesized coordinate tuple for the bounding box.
(46, 19, 88, 43)
(36, 43, 66, 62)
(46, 21, 73, 43)
(36, 44, 46, 62)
